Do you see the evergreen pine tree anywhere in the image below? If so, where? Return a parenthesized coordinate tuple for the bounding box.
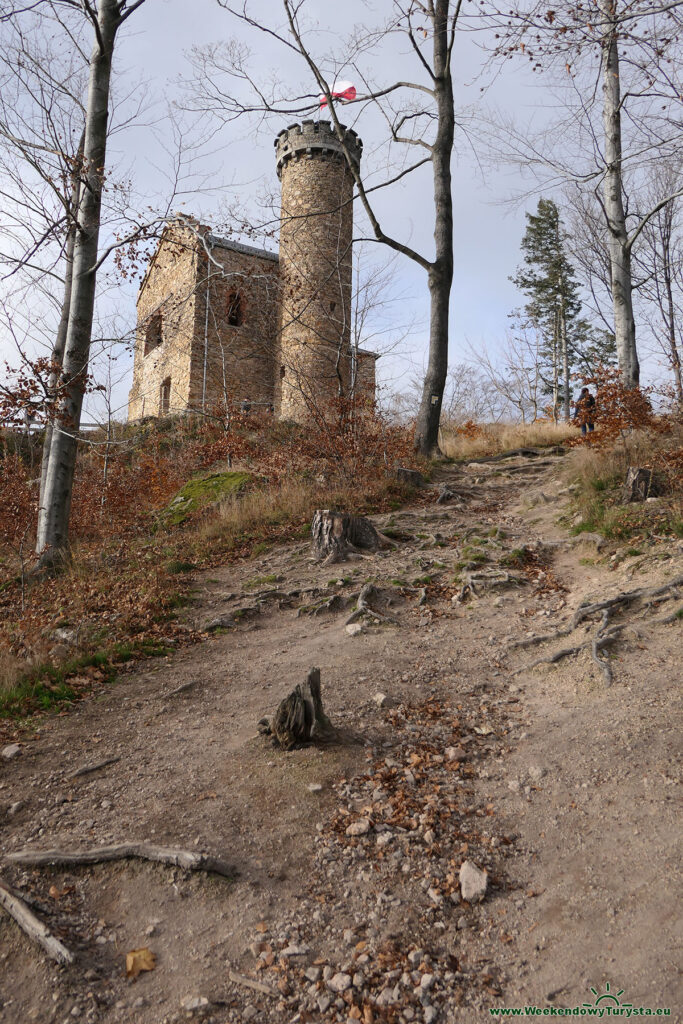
(512, 199, 586, 421)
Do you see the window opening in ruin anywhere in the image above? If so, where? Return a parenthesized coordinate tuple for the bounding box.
(160, 377, 171, 415)
(226, 292, 243, 327)
(329, 301, 336, 313)
(280, 365, 286, 379)
(144, 312, 163, 355)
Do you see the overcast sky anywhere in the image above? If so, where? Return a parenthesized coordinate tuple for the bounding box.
(3, 0, 669, 421)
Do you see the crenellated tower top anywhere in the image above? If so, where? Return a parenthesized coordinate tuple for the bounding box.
(275, 119, 362, 178)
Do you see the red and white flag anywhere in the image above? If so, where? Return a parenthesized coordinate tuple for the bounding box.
(319, 80, 357, 107)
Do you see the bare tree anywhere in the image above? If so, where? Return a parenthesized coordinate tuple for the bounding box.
(467, 329, 545, 423)
(189, 0, 468, 454)
(636, 163, 683, 406)
(483, 0, 683, 388)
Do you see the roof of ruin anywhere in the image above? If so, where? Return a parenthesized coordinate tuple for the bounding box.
(207, 233, 278, 263)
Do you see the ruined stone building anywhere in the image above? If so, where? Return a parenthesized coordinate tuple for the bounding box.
(128, 121, 378, 424)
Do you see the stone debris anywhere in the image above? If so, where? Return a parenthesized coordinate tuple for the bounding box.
(181, 995, 210, 1013)
(345, 623, 363, 637)
(232, 695, 503, 1020)
(345, 817, 371, 837)
(327, 972, 352, 993)
(1, 744, 21, 760)
(459, 859, 489, 902)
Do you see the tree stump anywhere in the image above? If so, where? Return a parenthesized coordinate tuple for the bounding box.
(394, 466, 425, 488)
(311, 510, 393, 563)
(259, 668, 335, 750)
(622, 466, 656, 503)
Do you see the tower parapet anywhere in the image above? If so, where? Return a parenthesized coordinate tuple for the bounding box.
(275, 120, 362, 177)
(275, 120, 362, 423)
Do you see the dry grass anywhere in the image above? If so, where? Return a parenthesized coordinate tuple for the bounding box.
(566, 424, 683, 488)
(439, 420, 579, 460)
(197, 474, 404, 556)
(565, 424, 683, 540)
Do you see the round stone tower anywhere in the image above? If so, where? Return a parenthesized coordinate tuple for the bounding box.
(275, 119, 362, 422)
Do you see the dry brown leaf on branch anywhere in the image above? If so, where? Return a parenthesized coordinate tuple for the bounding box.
(125, 947, 156, 979)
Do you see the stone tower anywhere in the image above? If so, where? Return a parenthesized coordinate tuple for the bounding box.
(275, 120, 362, 421)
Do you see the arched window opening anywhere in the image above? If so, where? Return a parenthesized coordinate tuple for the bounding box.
(226, 292, 243, 327)
(160, 377, 171, 415)
(144, 312, 163, 355)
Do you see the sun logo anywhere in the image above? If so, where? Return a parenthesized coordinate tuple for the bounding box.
(583, 982, 633, 1009)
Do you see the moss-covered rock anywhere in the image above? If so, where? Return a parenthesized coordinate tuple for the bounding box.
(160, 471, 250, 526)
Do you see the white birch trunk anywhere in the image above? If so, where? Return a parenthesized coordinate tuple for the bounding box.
(36, 1, 119, 562)
(599, 0, 639, 387)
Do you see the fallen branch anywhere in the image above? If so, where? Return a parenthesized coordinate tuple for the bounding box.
(0, 876, 74, 964)
(69, 756, 120, 779)
(5, 843, 234, 879)
(228, 970, 278, 998)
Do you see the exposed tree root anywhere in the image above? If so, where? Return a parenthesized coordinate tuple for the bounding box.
(0, 875, 74, 964)
(5, 843, 234, 878)
(69, 756, 120, 779)
(465, 446, 566, 464)
(456, 569, 521, 603)
(509, 575, 683, 684)
(345, 583, 398, 626)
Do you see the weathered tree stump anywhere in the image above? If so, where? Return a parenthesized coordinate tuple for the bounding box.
(259, 667, 336, 750)
(622, 466, 657, 503)
(311, 510, 393, 564)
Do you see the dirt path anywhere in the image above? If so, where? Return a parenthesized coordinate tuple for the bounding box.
(1, 453, 681, 1024)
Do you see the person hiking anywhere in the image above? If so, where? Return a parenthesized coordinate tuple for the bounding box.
(574, 387, 596, 435)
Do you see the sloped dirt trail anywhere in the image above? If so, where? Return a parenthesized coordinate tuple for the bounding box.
(1, 452, 681, 1024)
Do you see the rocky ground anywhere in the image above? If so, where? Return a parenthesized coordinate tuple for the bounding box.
(1, 450, 681, 1024)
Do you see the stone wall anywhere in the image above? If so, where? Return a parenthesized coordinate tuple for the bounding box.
(128, 226, 280, 421)
(190, 238, 280, 411)
(128, 226, 198, 420)
(275, 120, 362, 422)
(355, 349, 378, 410)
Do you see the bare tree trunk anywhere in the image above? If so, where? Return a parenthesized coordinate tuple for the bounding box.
(561, 303, 570, 420)
(660, 207, 683, 407)
(414, 0, 454, 456)
(551, 316, 559, 422)
(37, 134, 84, 548)
(36, 2, 119, 563)
(600, 0, 639, 388)
(665, 270, 683, 407)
